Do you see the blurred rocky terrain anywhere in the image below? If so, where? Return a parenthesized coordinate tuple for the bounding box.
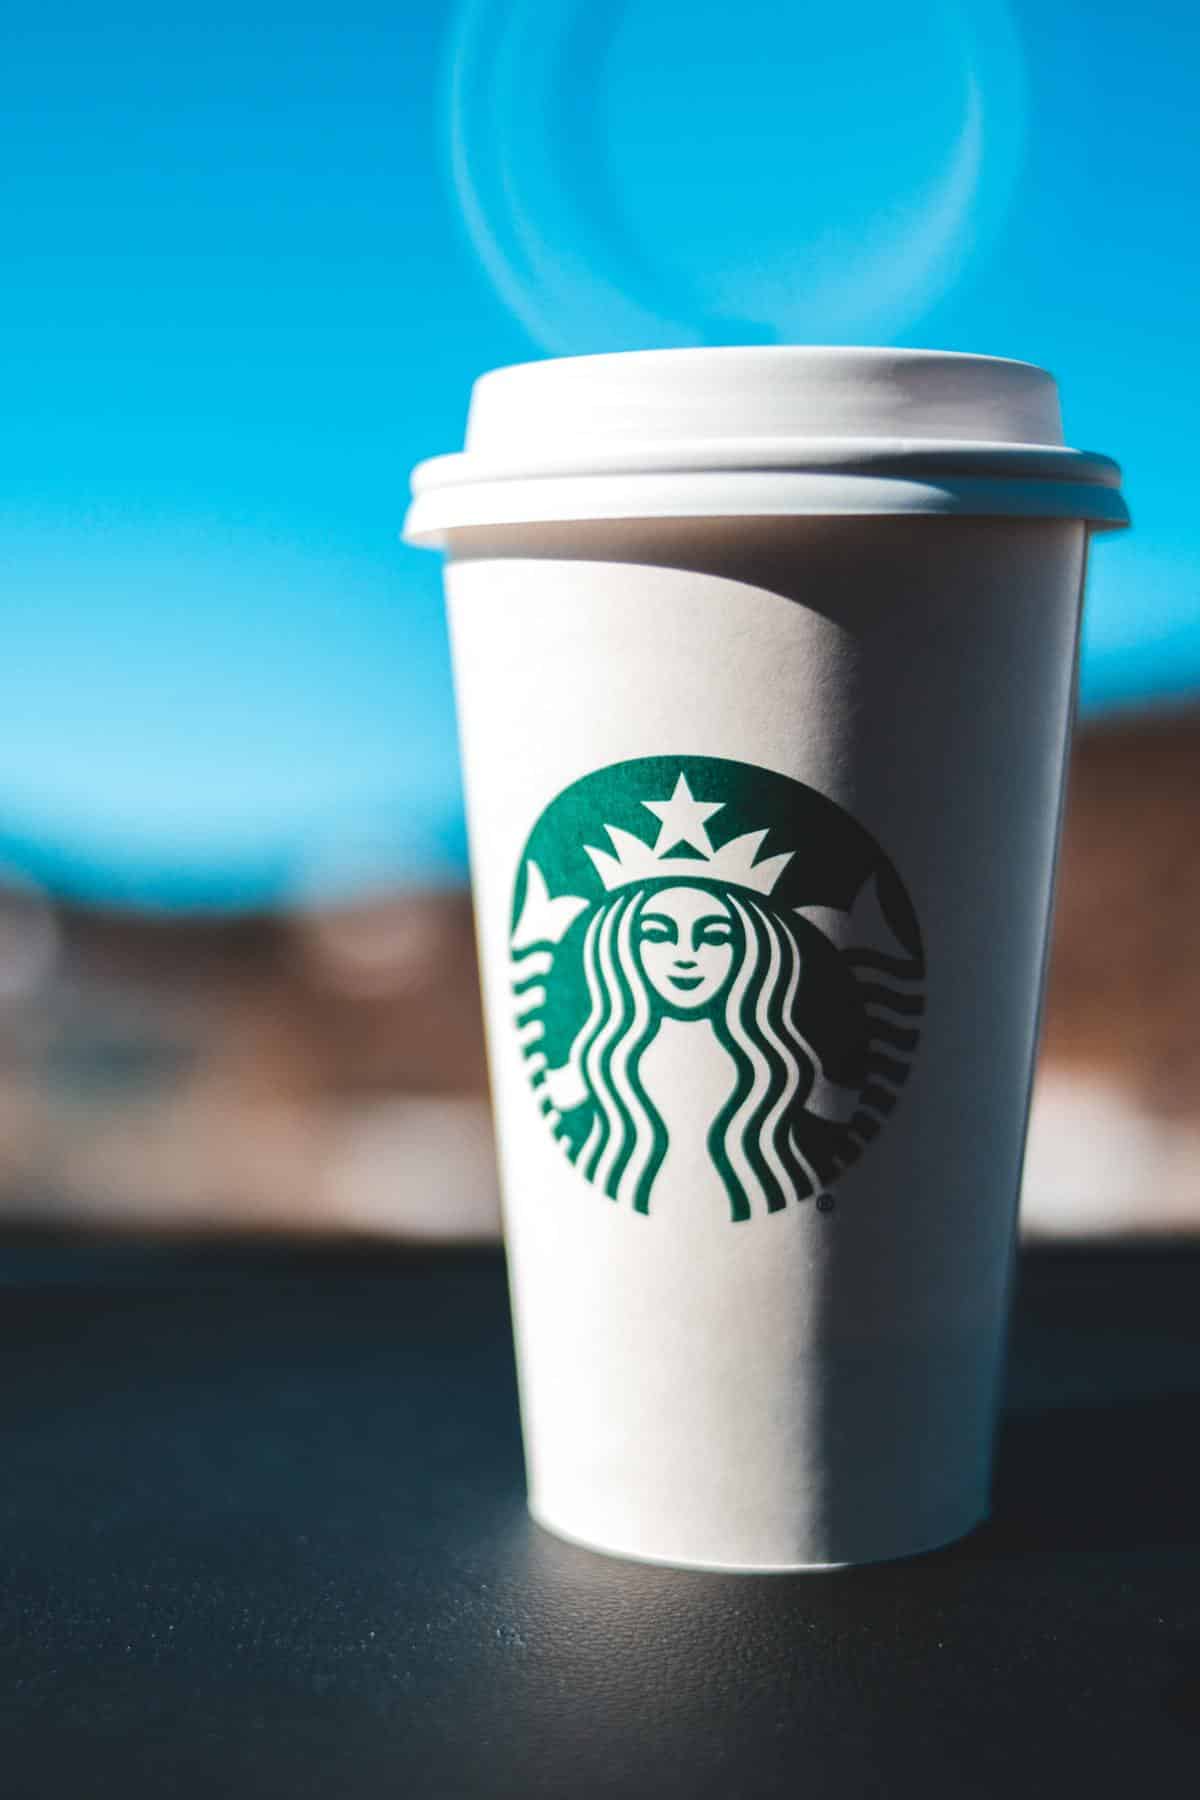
(1, 708, 1197, 1240)
(1022, 706, 1200, 1236)
(0, 887, 496, 1238)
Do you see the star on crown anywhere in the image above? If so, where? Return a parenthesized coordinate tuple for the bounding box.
(584, 773, 792, 897)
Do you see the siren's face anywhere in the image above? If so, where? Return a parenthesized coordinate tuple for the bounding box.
(637, 886, 736, 1013)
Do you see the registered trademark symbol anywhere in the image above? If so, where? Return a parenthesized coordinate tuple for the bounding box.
(816, 1193, 836, 1214)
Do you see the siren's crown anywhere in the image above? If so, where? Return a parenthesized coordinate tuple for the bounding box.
(584, 773, 791, 897)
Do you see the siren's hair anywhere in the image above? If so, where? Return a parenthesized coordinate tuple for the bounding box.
(711, 892, 822, 1219)
(562, 890, 666, 1213)
(561, 884, 821, 1220)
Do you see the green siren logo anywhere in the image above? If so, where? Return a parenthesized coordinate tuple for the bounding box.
(510, 755, 925, 1223)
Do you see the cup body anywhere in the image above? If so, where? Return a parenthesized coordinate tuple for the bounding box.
(445, 513, 1086, 1570)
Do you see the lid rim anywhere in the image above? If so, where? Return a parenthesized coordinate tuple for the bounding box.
(413, 440, 1123, 496)
(470, 344, 1058, 383)
(404, 467, 1131, 548)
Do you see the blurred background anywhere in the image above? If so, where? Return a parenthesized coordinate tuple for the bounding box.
(1, 0, 1197, 1242)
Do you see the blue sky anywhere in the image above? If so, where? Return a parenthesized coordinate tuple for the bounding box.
(1, 1, 1197, 909)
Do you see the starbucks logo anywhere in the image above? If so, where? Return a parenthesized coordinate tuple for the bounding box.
(510, 756, 924, 1223)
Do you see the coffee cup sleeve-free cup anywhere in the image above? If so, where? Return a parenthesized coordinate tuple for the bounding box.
(406, 348, 1127, 1571)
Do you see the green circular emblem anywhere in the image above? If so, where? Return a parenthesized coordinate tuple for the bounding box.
(510, 755, 924, 1223)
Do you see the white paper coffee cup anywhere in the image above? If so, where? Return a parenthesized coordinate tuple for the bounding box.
(405, 348, 1128, 1571)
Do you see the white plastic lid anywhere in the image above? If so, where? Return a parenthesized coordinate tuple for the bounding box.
(404, 347, 1128, 543)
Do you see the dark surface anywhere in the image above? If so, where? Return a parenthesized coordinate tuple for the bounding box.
(1, 1238, 1198, 1798)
